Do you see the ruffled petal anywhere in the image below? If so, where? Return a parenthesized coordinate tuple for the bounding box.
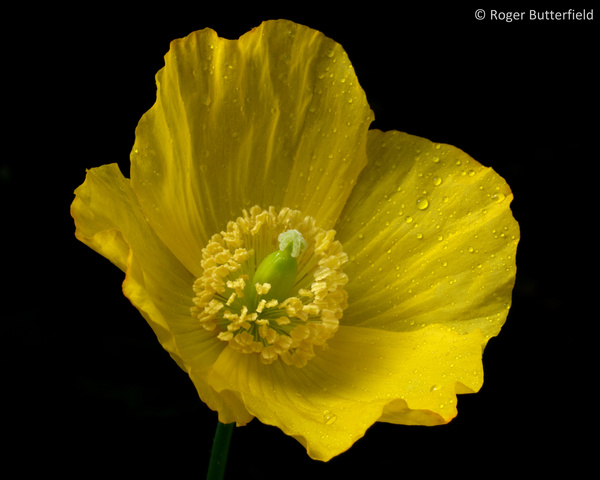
(337, 130, 519, 341)
(130, 19, 373, 277)
(208, 324, 484, 461)
(71, 164, 251, 423)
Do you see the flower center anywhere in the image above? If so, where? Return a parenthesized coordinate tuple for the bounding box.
(191, 206, 348, 367)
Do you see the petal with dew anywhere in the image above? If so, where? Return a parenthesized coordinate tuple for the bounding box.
(337, 130, 519, 342)
(131, 19, 374, 277)
(208, 324, 484, 461)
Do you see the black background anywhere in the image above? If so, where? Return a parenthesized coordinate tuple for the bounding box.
(5, 3, 596, 477)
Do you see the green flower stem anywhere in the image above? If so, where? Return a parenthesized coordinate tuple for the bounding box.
(207, 421, 234, 480)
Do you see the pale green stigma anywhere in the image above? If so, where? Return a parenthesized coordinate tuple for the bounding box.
(278, 229, 307, 258)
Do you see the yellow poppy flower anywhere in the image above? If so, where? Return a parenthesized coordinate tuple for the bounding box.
(71, 20, 518, 461)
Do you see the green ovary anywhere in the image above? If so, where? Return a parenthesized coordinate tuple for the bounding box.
(248, 229, 307, 303)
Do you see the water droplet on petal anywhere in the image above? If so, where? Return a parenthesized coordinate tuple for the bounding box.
(323, 410, 337, 425)
(416, 198, 429, 210)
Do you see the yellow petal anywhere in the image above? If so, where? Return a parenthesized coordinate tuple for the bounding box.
(337, 130, 519, 341)
(130, 19, 373, 276)
(208, 324, 484, 461)
(71, 164, 251, 423)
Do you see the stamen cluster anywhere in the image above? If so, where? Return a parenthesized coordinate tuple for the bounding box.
(191, 206, 348, 367)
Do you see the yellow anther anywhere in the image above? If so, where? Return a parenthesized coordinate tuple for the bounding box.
(226, 276, 247, 297)
(255, 283, 272, 296)
(275, 316, 291, 325)
(256, 299, 267, 313)
(226, 292, 237, 306)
